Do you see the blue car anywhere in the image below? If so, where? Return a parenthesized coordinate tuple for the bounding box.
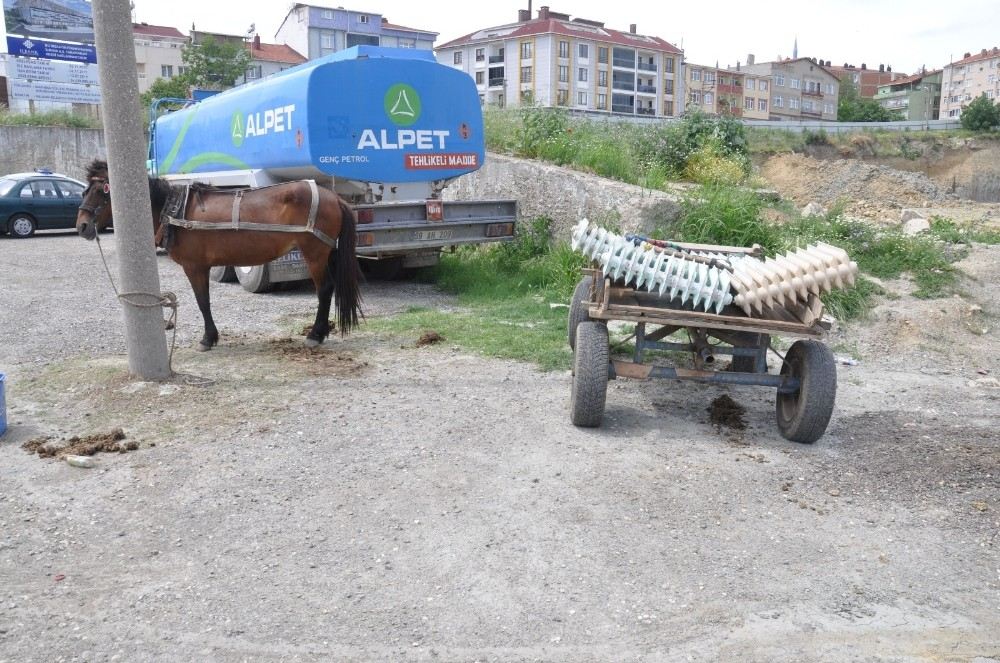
(0, 169, 89, 238)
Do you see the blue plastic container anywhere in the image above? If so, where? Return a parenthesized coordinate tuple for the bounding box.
(0, 372, 6, 437)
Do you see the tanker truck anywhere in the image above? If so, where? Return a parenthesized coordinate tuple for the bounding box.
(148, 45, 516, 291)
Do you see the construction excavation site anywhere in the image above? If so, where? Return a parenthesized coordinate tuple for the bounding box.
(1, 138, 998, 661)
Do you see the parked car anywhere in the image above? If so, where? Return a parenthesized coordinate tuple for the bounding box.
(0, 169, 89, 237)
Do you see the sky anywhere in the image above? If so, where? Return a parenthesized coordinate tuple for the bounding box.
(6, 0, 1000, 73)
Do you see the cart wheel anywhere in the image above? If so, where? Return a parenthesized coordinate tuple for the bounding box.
(775, 340, 837, 444)
(571, 322, 609, 427)
(568, 275, 593, 350)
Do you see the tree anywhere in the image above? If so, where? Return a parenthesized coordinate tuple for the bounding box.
(181, 36, 252, 90)
(837, 78, 902, 122)
(960, 94, 1000, 131)
(140, 76, 191, 110)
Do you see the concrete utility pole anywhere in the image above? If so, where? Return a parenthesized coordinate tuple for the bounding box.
(92, 0, 171, 379)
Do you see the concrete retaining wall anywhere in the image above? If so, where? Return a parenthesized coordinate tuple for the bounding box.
(0, 126, 106, 181)
(444, 153, 681, 241)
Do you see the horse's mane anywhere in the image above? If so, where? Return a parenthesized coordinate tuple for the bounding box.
(148, 177, 172, 209)
(85, 159, 107, 180)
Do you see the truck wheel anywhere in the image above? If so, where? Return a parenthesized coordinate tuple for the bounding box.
(236, 264, 273, 293)
(775, 340, 837, 444)
(210, 266, 237, 283)
(568, 275, 594, 351)
(570, 322, 609, 428)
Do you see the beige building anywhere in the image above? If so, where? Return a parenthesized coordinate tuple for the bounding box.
(133, 23, 187, 94)
(435, 6, 684, 118)
(685, 63, 770, 120)
(741, 56, 839, 121)
(940, 46, 1000, 119)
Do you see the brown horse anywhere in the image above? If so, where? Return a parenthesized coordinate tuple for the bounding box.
(76, 160, 362, 351)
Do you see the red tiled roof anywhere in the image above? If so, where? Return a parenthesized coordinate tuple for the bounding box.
(381, 20, 438, 36)
(881, 69, 942, 87)
(132, 22, 185, 39)
(437, 17, 681, 54)
(249, 41, 307, 65)
(949, 47, 1000, 66)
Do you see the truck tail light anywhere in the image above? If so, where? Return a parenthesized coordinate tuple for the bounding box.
(356, 232, 374, 247)
(426, 200, 444, 222)
(486, 222, 514, 238)
(356, 208, 375, 224)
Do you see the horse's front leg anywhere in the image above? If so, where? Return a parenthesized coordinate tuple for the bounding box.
(182, 264, 220, 351)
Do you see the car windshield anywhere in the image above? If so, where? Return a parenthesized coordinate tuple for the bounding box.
(0, 178, 17, 196)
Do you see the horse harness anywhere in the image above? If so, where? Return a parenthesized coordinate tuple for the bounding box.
(156, 179, 337, 249)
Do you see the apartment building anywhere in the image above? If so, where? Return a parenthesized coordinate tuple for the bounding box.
(685, 64, 758, 118)
(825, 62, 905, 98)
(133, 22, 187, 94)
(275, 4, 437, 59)
(940, 47, 1000, 119)
(740, 66, 771, 120)
(742, 57, 839, 121)
(876, 69, 941, 121)
(434, 6, 683, 118)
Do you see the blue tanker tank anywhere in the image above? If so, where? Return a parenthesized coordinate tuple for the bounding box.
(151, 46, 485, 184)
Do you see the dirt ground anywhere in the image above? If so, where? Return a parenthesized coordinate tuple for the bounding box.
(1, 220, 998, 660)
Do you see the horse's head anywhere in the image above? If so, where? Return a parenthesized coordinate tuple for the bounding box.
(76, 159, 112, 240)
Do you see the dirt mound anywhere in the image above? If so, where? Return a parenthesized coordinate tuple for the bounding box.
(22, 428, 139, 458)
(708, 394, 747, 430)
(760, 153, 956, 219)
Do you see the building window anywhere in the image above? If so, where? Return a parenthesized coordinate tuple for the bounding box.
(559, 65, 568, 82)
(161, 64, 173, 77)
(664, 57, 674, 74)
(521, 66, 532, 83)
(557, 89, 568, 105)
(475, 71, 484, 84)
(454, 51, 463, 65)
(824, 102, 833, 114)
(598, 70, 607, 87)
(802, 100, 813, 111)
(704, 71, 715, 84)
(689, 91, 701, 104)
(745, 96, 754, 109)
(322, 9, 333, 19)
(578, 91, 588, 105)
(691, 69, 701, 82)
(776, 74, 785, 86)
(774, 95, 783, 107)
(358, 14, 368, 23)
(790, 78, 800, 89)
(664, 100, 673, 115)
(759, 98, 768, 112)
(746, 78, 755, 90)
(704, 92, 714, 106)
(578, 44, 589, 59)
(398, 38, 416, 49)
(825, 83, 834, 94)
(476, 48, 484, 62)
(321, 34, 333, 49)
(520, 41, 532, 59)
(789, 97, 800, 109)
(578, 67, 588, 82)
(178, 66, 187, 75)
(598, 47, 608, 64)
(760, 80, 768, 92)
(597, 93, 607, 109)
(559, 41, 569, 58)
(664, 78, 673, 94)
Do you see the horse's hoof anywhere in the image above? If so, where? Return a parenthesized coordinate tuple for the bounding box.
(304, 338, 322, 348)
(197, 342, 212, 352)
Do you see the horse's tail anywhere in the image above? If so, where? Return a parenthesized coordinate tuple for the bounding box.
(331, 198, 363, 335)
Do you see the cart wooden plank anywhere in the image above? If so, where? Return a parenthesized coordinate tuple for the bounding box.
(589, 302, 826, 339)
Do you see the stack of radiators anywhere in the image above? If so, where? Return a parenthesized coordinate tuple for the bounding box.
(570, 219, 858, 324)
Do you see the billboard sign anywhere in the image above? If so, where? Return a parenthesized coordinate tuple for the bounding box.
(9, 78, 101, 104)
(5, 34, 96, 63)
(10, 54, 97, 83)
(3, 0, 94, 44)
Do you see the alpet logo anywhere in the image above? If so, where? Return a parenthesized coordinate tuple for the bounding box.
(384, 84, 421, 126)
(231, 111, 245, 148)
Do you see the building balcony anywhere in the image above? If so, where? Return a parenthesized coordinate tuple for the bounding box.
(802, 88, 823, 97)
(636, 107, 655, 115)
(800, 107, 823, 117)
(637, 62, 657, 72)
(612, 82, 635, 92)
(488, 55, 504, 64)
(611, 104, 634, 113)
(488, 78, 505, 88)
(637, 84, 656, 94)
(612, 58, 635, 68)
(717, 83, 741, 94)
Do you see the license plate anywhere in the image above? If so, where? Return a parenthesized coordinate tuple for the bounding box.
(275, 250, 304, 264)
(413, 229, 453, 241)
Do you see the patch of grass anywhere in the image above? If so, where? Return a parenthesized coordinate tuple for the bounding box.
(928, 216, 1000, 244)
(0, 109, 100, 128)
(658, 184, 784, 253)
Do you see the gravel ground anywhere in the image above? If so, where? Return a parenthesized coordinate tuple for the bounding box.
(1, 232, 998, 662)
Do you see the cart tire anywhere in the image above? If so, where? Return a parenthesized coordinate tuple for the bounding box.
(568, 275, 594, 350)
(571, 322, 609, 427)
(210, 266, 237, 283)
(775, 340, 837, 444)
